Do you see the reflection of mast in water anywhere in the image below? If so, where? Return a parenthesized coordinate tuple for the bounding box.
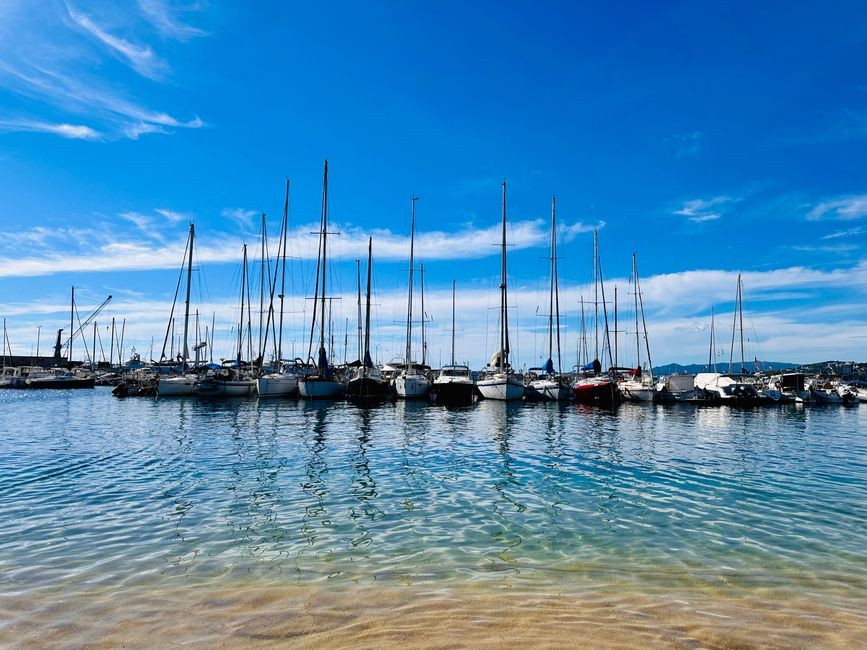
(348, 409, 382, 550)
(541, 406, 567, 519)
(300, 404, 330, 549)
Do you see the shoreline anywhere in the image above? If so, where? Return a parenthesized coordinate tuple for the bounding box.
(3, 579, 865, 648)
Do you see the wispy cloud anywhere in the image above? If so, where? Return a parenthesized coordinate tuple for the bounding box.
(154, 208, 190, 223)
(674, 195, 733, 223)
(222, 208, 259, 231)
(822, 225, 866, 240)
(0, 2, 205, 141)
(66, 3, 166, 80)
(0, 118, 100, 140)
(137, 0, 207, 41)
(807, 195, 867, 221)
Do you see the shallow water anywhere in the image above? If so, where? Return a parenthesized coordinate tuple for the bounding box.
(1, 389, 866, 646)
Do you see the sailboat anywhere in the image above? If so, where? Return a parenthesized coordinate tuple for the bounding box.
(196, 244, 257, 397)
(572, 230, 621, 407)
(346, 238, 389, 404)
(298, 160, 346, 399)
(394, 196, 432, 399)
(158, 223, 199, 397)
(525, 196, 570, 401)
(477, 181, 525, 401)
(257, 180, 301, 397)
(618, 253, 654, 402)
(430, 280, 475, 406)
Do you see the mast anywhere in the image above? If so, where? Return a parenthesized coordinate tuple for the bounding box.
(634, 253, 653, 380)
(258, 213, 266, 365)
(181, 223, 194, 369)
(738, 275, 745, 373)
(547, 196, 555, 372)
(405, 196, 418, 372)
(593, 231, 598, 361)
(709, 307, 716, 372)
(633, 253, 640, 369)
(318, 162, 329, 372)
(420, 263, 426, 367)
(91, 322, 97, 372)
(728, 274, 741, 374)
(450, 280, 456, 365)
(119, 319, 125, 365)
(500, 180, 509, 373)
(614, 285, 618, 369)
(364, 238, 373, 369)
(277, 179, 289, 361)
(109, 318, 115, 367)
(238, 244, 247, 368)
(356, 258, 362, 362)
(70, 286, 74, 365)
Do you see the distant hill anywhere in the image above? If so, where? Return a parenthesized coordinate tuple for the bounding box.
(652, 361, 798, 375)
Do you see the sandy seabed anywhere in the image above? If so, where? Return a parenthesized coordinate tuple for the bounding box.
(1, 580, 865, 649)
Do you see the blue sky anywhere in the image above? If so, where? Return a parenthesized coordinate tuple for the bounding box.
(1, 0, 866, 369)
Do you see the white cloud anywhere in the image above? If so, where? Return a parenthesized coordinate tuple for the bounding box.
(807, 195, 867, 221)
(137, 0, 207, 41)
(154, 208, 190, 223)
(66, 3, 166, 80)
(222, 208, 259, 230)
(0, 118, 100, 140)
(821, 226, 866, 240)
(674, 196, 733, 223)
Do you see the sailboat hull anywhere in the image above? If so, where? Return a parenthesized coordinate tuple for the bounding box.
(298, 376, 345, 400)
(524, 379, 570, 401)
(477, 375, 524, 401)
(195, 379, 255, 397)
(395, 373, 431, 399)
(573, 378, 621, 407)
(346, 376, 389, 405)
(430, 378, 475, 406)
(157, 376, 197, 396)
(256, 374, 298, 397)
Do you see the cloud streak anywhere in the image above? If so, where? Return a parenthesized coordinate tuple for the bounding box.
(807, 195, 867, 221)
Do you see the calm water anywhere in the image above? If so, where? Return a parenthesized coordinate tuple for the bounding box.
(1, 388, 866, 645)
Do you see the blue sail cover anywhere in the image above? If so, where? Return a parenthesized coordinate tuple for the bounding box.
(318, 348, 332, 377)
(544, 357, 554, 374)
(363, 350, 374, 368)
(582, 361, 595, 371)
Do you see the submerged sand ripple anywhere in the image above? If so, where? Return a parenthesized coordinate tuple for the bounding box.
(2, 582, 865, 648)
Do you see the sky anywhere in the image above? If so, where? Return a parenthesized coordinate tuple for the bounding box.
(1, 0, 866, 370)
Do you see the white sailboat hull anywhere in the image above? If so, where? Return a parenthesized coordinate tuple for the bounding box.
(477, 375, 524, 401)
(157, 376, 197, 396)
(395, 373, 431, 398)
(525, 379, 569, 401)
(620, 380, 654, 402)
(257, 373, 298, 397)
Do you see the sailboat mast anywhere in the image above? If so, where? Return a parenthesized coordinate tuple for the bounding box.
(420, 264, 426, 367)
(70, 286, 74, 365)
(738, 275, 745, 372)
(500, 181, 509, 373)
(356, 258, 362, 361)
(319, 161, 329, 367)
(614, 285, 618, 368)
(181, 223, 194, 368)
(635, 254, 653, 379)
(277, 179, 289, 361)
(593, 231, 599, 362)
(451, 280, 456, 366)
(553, 212, 562, 375)
(364, 238, 373, 366)
(633, 253, 640, 368)
(238, 244, 247, 367)
(258, 213, 266, 364)
(405, 196, 417, 371)
(728, 274, 739, 373)
(548, 196, 555, 367)
(709, 307, 716, 372)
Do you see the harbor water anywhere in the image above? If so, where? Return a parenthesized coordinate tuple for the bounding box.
(1, 388, 866, 647)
